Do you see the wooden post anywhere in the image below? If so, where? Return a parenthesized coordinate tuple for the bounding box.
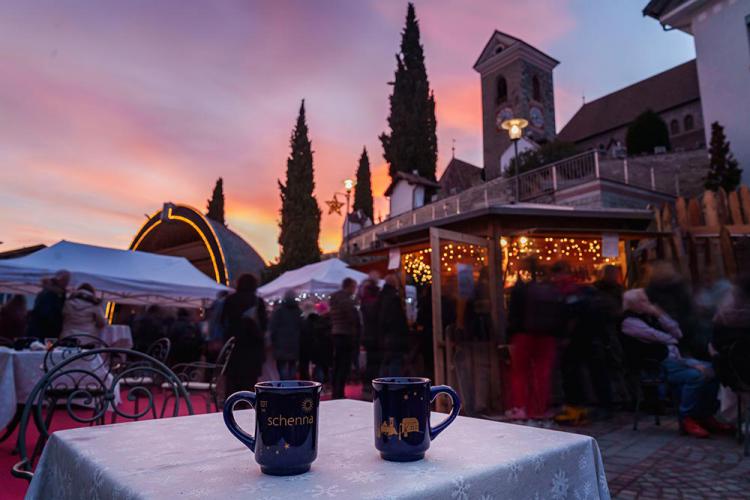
(728, 191, 744, 224)
(739, 185, 750, 223)
(429, 228, 447, 412)
(487, 223, 504, 411)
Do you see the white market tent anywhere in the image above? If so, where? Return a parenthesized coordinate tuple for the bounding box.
(257, 258, 367, 302)
(0, 240, 230, 307)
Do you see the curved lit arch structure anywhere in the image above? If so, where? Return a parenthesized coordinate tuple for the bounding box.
(130, 203, 265, 287)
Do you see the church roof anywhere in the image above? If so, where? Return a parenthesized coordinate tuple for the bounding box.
(384, 171, 440, 197)
(558, 59, 700, 144)
(473, 30, 559, 72)
(438, 158, 483, 198)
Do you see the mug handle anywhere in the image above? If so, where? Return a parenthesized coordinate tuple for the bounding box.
(428, 385, 461, 440)
(223, 391, 257, 452)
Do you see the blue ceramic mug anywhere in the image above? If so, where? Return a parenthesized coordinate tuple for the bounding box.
(223, 381, 322, 475)
(372, 377, 461, 461)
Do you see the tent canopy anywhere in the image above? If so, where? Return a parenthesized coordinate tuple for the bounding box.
(0, 241, 230, 307)
(257, 258, 367, 302)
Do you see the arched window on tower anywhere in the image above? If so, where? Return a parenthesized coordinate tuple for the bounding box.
(532, 75, 541, 102)
(496, 76, 507, 105)
(670, 119, 680, 135)
(684, 114, 694, 131)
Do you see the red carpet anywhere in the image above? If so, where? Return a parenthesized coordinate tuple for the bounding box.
(1, 384, 363, 499)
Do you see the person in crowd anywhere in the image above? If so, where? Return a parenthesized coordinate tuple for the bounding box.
(26, 270, 70, 339)
(221, 274, 267, 395)
(646, 261, 708, 360)
(359, 278, 381, 396)
(620, 288, 729, 438)
(711, 274, 750, 393)
(0, 295, 27, 340)
(309, 302, 333, 384)
(60, 283, 106, 339)
(377, 273, 409, 378)
(168, 308, 203, 364)
(329, 277, 360, 399)
(205, 290, 229, 361)
(270, 290, 303, 380)
(506, 257, 563, 422)
(299, 302, 316, 380)
(132, 305, 167, 352)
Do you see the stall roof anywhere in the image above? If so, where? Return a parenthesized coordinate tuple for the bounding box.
(257, 258, 367, 302)
(0, 240, 230, 307)
(366, 204, 654, 248)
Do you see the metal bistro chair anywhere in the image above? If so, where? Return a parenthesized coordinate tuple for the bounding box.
(43, 334, 110, 372)
(114, 337, 171, 422)
(632, 357, 668, 431)
(162, 336, 237, 415)
(11, 347, 193, 482)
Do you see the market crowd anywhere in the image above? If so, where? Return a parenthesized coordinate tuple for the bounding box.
(506, 258, 750, 438)
(3, 259, 748, 439)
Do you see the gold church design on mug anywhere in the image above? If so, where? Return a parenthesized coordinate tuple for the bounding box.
(379, 417, 420, 440)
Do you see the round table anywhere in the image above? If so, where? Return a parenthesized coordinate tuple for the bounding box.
(0, 347, 121, 429)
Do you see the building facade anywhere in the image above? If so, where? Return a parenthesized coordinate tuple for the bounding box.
(644, 0, 750, 183)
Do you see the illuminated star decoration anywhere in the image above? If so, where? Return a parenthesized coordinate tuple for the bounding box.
(325, 195, 344, 215)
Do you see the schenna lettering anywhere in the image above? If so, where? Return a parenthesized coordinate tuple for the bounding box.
(267, 415, 314, 427)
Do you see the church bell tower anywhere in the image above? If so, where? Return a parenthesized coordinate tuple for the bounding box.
(474, 31, 559, 180)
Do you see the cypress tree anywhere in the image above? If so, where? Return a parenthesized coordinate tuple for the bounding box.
(704, 121, 742, 192)
(206, 177, 226, 225)
(278, 100, 321, 271)
(380, 2, 438, 181)
(353, 147, 374, 221)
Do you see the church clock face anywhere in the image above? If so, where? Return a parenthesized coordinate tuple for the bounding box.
(496, 107, 513, 131)
(529, 106, 544, 129)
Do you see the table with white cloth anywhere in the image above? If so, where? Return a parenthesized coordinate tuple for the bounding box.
(27, 399, 610, 500)
(0, 347, 120, 429)
(100, 324, 133, 349)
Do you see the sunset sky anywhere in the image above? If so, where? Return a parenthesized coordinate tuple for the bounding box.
(0, 1, 695, 262)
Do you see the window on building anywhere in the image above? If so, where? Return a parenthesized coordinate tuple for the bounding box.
(496, 76, 507, 105)
(670, 119, 680, 135)
(532, 75, 541, 102)
(684, 114, 694, 131)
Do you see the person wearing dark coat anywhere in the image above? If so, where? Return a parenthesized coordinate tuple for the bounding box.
(329, 278, 360, 399)
(0, 295, 27, 341)
(304, 302, 333, 383)
(377, 274, 409, 377)
(221, 274, 267, 396)
(270, 291, 303, 380)
(26, 270, 70, 340)
(359, 279, 380, 394)
(168, 308, 203, 364)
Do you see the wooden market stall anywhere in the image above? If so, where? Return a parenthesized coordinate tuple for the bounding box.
(350, 203, 656, 415)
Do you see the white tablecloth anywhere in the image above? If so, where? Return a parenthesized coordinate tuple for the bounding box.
(100, 324, 133, 349)
(0, 347, 119, 429)
(28, 399, 610, 499)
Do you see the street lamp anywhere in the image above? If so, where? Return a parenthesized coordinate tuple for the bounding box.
(501, 118, 528, 203)
(343, 178, 354, 254)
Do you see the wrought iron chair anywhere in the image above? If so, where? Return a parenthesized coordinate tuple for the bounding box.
(113, 337, 171, 422)
(162, 336, 236, 415)
(43, 334, 110, 372)
(11, 347, 192, 481)
(631, 357, 668, 431)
